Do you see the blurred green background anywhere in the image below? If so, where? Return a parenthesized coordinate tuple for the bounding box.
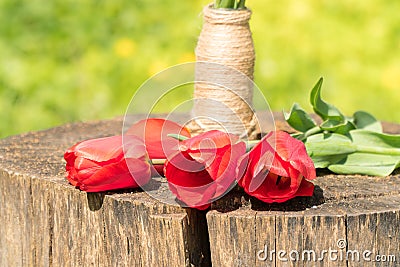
(1, 0, 399, 138)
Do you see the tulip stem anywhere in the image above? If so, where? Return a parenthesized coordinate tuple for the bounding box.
(151, 159, 166, 165)
(167, 133, 189, 141)
(214, 0, 246, 9)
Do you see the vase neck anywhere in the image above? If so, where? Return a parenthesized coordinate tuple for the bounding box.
(203, 4, 252, 25)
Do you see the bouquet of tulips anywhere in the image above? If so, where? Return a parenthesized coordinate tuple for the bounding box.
(65, 118, 315, 210)
(64, 79, 400, 210)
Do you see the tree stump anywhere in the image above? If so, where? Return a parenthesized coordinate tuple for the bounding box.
(0, 118, 210, 267)
(0, 115, 399, 266)
(207, 117, 400, 267)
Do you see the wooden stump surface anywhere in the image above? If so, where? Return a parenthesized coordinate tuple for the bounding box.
(0, 114, 400, 266)
(0, 118, 210, 267)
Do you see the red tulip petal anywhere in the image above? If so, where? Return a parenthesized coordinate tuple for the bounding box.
(74, 156, 100, 170)
(288, 167, 303, 189)
(238, 136, 281, 192)
(293, 179, 315, 197)
(208, 142, 246, 196)
(201, 145, 229, 180)
(165, 130, 245, 209)
(244, 174, 295, 203)
(72, 136, 124, 163)
(245, 133, 275, 176)
(167, 150, 207, 174)
(126, 118, 191, 159)
(123, 134, 146, 152)
(236, 153, 250, 183)
(125, 158, 152, 186)
(64, 147, 78, 163)
(269, 153, 291, 178)
(214, 146, 236, 178)
(237, 131, 316, 203)
(165, 150, 218, 208)
(290, 156, 316, 180)
(187, 147, 218, 167)
(274, 131, 316, 180)
(272, 131, 291, 161)
(167, 181, 215, 210)
(81, 158, 150, 192)
(66, 164, 79, 186)
(151, 164, 165, 176)
(166, 166, 215, 208)
(184, 130, 244, 177)
(76, 166, 101, 181)
(182, 130, 237, 151)
(166, 153, 213, 188)
(64, 134, 150, 192)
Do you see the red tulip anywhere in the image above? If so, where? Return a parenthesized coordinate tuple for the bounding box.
(64, 135, 151, 192)
(237, 131, 316, 203)
(164, 130, 246, 210)
(126, 118, 191, 159)
(126, 118, 191, 174)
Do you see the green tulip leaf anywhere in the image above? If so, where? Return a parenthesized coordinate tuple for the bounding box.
(284, 103, 317, 132)
(287, 78, 399, 176)
(350, 130, 400, 152)
(305, 133, 356, 157)
(305, 130, 400, 176)
(311, 154, 349, 169)
(328, 152, 400, 176)
(320, 119, 356, 135)
(328, 164, 398, 177)
(353, 111, 383, 132)
(310, 78, 344, 121)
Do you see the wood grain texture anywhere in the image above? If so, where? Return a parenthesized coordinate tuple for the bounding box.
(0, 118, 210, 267)
(207, 176, 400, 267)
(206, 117, 400, 267)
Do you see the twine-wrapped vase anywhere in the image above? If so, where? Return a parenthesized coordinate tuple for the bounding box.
(190, 4, 257, 138)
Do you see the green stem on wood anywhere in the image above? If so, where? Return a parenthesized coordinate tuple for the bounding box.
(151, 159, 166, 165)
(303, 126, 323, 139)
(167, 133, 189, 141)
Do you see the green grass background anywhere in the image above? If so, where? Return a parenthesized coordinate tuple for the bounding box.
(1, 0, 399, 138)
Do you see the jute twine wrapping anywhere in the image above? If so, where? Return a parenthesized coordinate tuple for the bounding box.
(189, 4, 258, 139)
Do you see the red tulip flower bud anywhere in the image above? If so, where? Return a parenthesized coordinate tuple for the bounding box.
(164, 130, 246, 210)
(126, 118, 191, 175)
(237, 131, 316, 203)
(64, 135, 151, 192)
